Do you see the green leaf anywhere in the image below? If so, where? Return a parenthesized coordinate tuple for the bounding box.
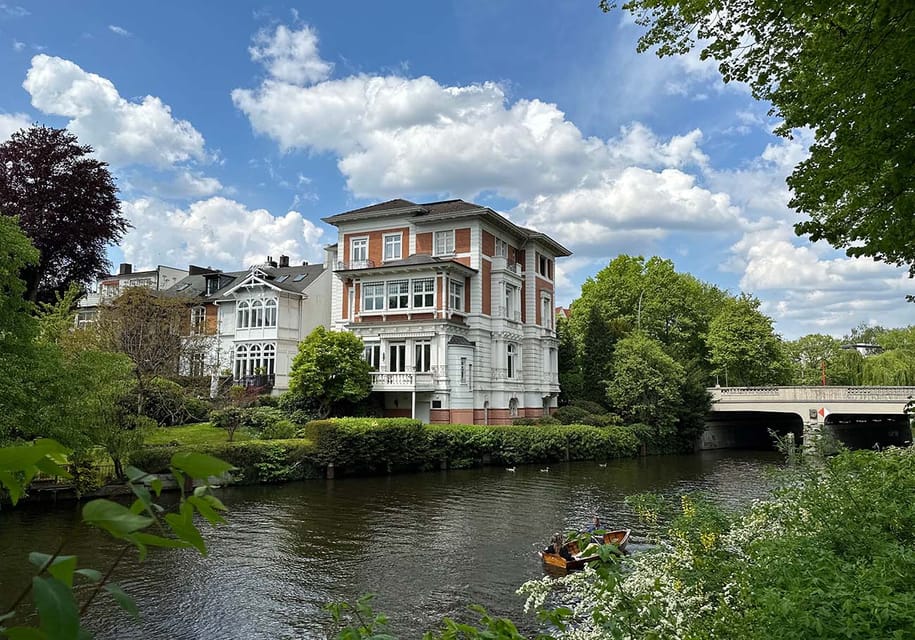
(82, 499, 154, 539)
(32, 576, 79, 639)
(74, 568, 102, 583)
(28, 553, 78, 588)
(124, 466, 149, 483)
(104, 583, 139, 620)
(170, 452, 234, 480)
(3, 627, 47, 639)
(150, 478, 163, 496)
(187, 495, 226, 526)
(128, 532, 192, 550)
(164, 504, 207, 555)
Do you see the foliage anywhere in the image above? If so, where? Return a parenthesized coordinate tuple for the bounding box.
(139, 376, 210, 426)
(0, 125, 127, 303)
(520, 446, 915, 639)
(144, 422, 253, 446)
(607, 334, 684, 438)
(0, 439, 231, 637)
(785, 333, 864, 385)
(303, 418, 428, 469)
(556, 314, 583, 404)
(706, 294, 790, 386)
(286, 327, 373, 418)
(608, 1, 915, 279)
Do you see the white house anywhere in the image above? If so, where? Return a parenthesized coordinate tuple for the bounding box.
(323, 198, 571, 424)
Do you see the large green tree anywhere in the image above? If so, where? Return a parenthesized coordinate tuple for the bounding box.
(0, 125, 127, 303)
(285, 326, 372, 418)
(785, 333, 863, 386)
(607, 333, 685, 437)
(706, 294, 790, 386)
(608, 0, 915, 275)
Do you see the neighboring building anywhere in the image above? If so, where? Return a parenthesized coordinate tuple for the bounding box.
(165, 255, 332, 393)
(76, 263, 189, 326)
(555, 306, 572, 321)
(323, 198, 571, 424)
(841, 343, 884, 357)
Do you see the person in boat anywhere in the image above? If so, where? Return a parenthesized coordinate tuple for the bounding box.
(587, 516, 602, 533)
(545, 533, 575, 561)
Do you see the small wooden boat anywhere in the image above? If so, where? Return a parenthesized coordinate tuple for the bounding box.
(539, 529, 631, 571)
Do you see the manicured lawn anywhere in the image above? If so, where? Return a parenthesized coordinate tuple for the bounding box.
(145, 422, 254, 446)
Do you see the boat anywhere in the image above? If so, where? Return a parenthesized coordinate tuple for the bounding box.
(539, 529, 631, 571)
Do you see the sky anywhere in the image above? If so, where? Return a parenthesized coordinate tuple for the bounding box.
(1, 1, 912, 339)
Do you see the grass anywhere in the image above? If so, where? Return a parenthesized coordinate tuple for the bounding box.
(144, 422, 255, 446)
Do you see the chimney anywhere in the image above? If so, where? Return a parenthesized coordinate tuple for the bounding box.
(279, 255, 289, 268)
(266, 255, 277, 267)
(301, 260, 308, 266)
(119, 263, 132, 275)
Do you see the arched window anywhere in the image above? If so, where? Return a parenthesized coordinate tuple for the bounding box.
(249, 344, 262, 374)
(509, 397, 519, 418)
(263, 344, 276, 375)
(251, 300, 264, 328)
(237, 301, 250, 329)
(234, 344, 248, 378)
(265, 299, 278, 327)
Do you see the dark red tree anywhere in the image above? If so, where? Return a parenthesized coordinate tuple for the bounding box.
(0, 125, 128, 303)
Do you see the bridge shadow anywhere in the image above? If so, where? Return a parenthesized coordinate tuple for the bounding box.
(702, 412, 803, 450)
(825, 414, 912, 449)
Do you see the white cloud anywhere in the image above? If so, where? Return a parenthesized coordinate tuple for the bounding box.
(108, 25, 132, 37)
(249, 24, 332, 85)
(0, 111, 30, 140)
(12, 40, 25, 51)
(23, 54, 206, 168)
(0, 4, 28, 17)
(120, 197, 325, 270)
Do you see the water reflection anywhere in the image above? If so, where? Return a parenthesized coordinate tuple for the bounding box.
(0, 450, 781, 638)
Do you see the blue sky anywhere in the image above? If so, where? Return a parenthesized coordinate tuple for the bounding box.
(2, 1, 912, 338)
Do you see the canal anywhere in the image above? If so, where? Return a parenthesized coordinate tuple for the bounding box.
(0, 450, 782, 638)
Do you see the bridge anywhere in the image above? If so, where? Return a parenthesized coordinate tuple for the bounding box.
(701, 386, 914, 450)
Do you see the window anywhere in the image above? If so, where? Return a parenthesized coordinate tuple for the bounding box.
(460, 357, 467, 383)
(507, 343, 517, 378)
(449, 279, 464, 312)
(363, 282, 385, 312)
(413, 278, 434, 308)
(175, 282, 191, 292)
(364, 343, 381, 370)
(434, 230, 455, 256)
(539, 255, 549, 277)
(263, 344, 276, 375)
(495, 238, 508, 258)
(190, 306, 206, 335)
(249, 344, 262, 373)
(251, 300, 264, 328)
(205, 276, 219, 296)
(387, 280, 410, 310)
(236, 301, 250, 329)
(265, 299, 277, 327)
(234, 344, 248, 378)
(275, 275, 289, 283)
(541, 295, 552, 329)
(389, 342, 407, 372)
(414, 340, 431, 372)
(351, 237, 368, 265)
(189, 352, 206, 377)
(383, 234, 402, 261)
(293, 273, 307, 282)
(505, 284, 516, 320)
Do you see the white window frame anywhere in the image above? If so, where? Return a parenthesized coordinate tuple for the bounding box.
(383, 233, 402, 261)
(507, 343, 517, 379)
(236, 300, 250, 329)
(265, 299, 277, 327)
(389, 342, 407, 372)
(350, 237, 368, 266)
(251, 300, 264, 328)
(541, 293, 552, 329)
(387, 279, 410, 310)
(495, 238, 508, 258)
(434, 230, 455, 256)
(414, 340, 432, 373)
(364, 342, 381, 370)
(413, 278, 435, 309)
(505, 284, 516, 320)
(363, 282, 385, 312)
(449, 279, 464, 312)
(190, 306, 206, 335)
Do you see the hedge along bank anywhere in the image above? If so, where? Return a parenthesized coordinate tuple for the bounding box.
(132, 419, 642, 484)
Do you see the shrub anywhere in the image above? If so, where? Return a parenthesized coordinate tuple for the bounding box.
(260, 418, 297, 440)
(553, 405, 590, 425)
(142, 376, 210, 426)
(570, 399, 607, 415)
(582, 413, 623, 427)
(302, 418, 427, 469)
(425, 424, 502, 468)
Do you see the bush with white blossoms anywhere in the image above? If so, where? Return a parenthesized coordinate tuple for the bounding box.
(519, 446, 915, 639)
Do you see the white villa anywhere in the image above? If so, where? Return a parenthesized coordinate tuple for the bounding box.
(323, 198, 571, 424)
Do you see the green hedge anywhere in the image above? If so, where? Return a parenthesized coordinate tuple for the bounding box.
(301, 418, 427, 470)
(130, 439, 320, 483)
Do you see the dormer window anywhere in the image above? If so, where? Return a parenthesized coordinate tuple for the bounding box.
(434, 230, 454, 256)
(205, 276, 219, 296)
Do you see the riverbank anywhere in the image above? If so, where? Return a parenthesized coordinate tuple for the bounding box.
(130, 418, 643, 486)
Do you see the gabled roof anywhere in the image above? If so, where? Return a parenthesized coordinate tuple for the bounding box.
(322, 198, 571, 257)
(165, 263, 325, 302)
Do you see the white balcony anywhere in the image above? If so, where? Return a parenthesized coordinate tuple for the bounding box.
(371, 371, 436, 391)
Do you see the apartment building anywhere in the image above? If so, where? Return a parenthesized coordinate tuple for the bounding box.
(76, 263, 189, 326)
(323, 198, 571, 424)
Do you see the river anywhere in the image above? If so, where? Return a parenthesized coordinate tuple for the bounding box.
(0, 450, 782, 638)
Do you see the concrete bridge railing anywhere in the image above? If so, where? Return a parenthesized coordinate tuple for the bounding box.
(709, 386, 915, 403)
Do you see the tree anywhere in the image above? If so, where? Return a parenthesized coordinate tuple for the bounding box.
(608, 1, 915, 276)
(785, 333, 863, 385)
(706, 294, 790, 386)
(91, 287, 201, 415)
(0, 125, 127, 303)
(606, 333, 685, 437)
(556, 314, 583, 404)
(285, 326, 372, 418)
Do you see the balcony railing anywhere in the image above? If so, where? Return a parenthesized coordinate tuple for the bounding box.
(237, 374, 275, 389)
(336, 259, 375, 270)
(371, 371, 435, 390)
